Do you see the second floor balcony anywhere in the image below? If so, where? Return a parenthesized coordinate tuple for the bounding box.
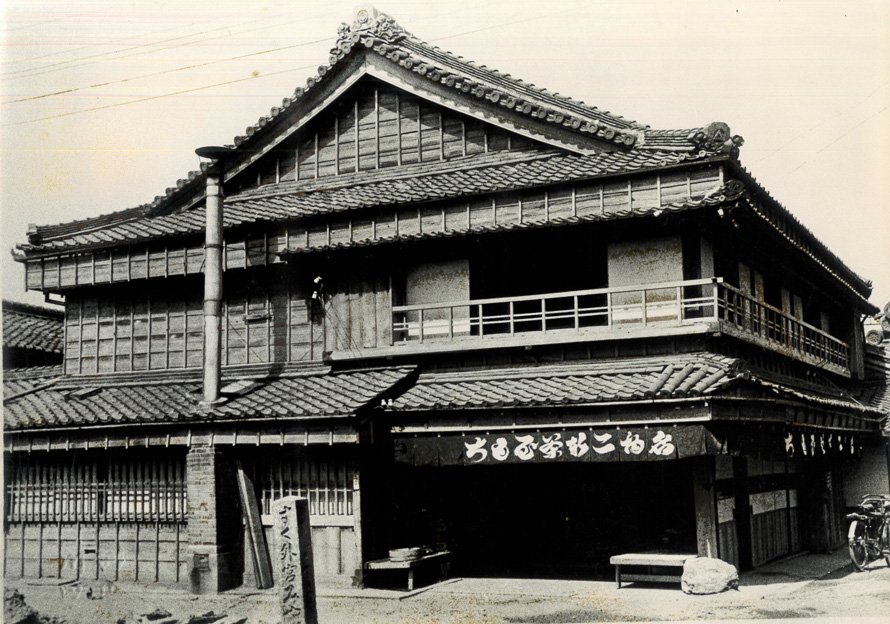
(389, 278, 850, 376)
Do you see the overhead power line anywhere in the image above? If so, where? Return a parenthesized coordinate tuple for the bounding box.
(1, 15, 278, 80)
(5, 63, 318, 126)
(10, 38, 330, 103)
(4, 15, 221, 65)
(7, 5, 577, 126)
(787, 103, 890, 175)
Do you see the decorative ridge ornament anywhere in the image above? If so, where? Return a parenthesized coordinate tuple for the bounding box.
(336, 6, 409, 50)
(721, 179, 747, 201)
(688, 122, 744, 154)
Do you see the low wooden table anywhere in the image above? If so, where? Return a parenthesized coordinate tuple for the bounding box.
(609, 553, 697, 588)
(364, 551, 451, 591)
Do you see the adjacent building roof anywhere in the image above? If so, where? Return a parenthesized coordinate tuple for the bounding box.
(2, 300, 64, 355)
(4, 366, 414, 431)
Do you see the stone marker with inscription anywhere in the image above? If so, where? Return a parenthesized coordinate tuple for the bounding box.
(271, 496, 318, 624)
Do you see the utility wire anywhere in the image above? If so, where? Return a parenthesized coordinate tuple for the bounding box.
(4, 15, 221, 65)
(0, 0, 154, 34)
(4, 63, 317, 126)
(433, 5, 582, 41)
(787, 103, 890, 175)
(749, 81, 889, 166)
(10, 38, 329, 103)
(7, 8, 576, 125)
(1, 15, 277, 80)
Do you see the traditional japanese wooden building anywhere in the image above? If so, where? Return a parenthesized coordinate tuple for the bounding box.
(5, 8, 888, 592)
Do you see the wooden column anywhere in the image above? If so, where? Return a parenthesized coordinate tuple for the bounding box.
(691, 456, 718, 559)
(732, 457, 752, 569)
(351, 461, 363, 587)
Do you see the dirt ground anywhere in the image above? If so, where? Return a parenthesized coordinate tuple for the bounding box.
(6, 550, 890, 624)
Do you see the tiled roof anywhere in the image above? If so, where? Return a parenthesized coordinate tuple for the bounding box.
(389, 353, 886, 420)
(19, 9, 744, 255)
(2, 301, 64, 354)
(23, 148, 725, 253)
(4, 367, 414, 431)
(285, 191, 731, 256)
(732, 163, 873, 300)
(391, 353, 742, 411)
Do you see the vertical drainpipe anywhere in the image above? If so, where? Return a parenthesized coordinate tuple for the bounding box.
(196, 146, 235, 407)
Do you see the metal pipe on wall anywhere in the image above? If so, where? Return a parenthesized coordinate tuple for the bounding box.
(203, 169, 223, 404)
(195, 146, 234, 407)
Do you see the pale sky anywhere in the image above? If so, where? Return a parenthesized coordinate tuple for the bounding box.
(2, 0, 888, 309)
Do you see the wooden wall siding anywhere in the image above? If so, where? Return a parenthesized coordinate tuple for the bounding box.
(245, 448, 358, 580)
(324, 269, 392, 355)
(717, 520, 739, 569)
(64, 277, 324, 374)
(746, 456, 802, 567)
(4, 452, 187, 585)
(244, 525, 355, 583)
(5, 522, 187, 585)
(241, 84, 538, 191)
(26, 166, 722, 292)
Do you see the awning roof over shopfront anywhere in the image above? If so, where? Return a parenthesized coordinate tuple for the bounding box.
(4, 365, 414, 431)
(388, 352, 884, 418)
(390, 353, 742, 411)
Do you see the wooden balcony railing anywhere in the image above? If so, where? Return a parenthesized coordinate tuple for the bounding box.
(391, 278, 850, 375)
(716, 282, 849, 375)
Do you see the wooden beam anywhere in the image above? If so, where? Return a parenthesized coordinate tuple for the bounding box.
(236, 460, 273, 589)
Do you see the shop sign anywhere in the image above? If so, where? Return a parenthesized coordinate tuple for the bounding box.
(394, 425, 721, 466)
(782, 430, 858, 459)
(463, 429, 677, 464)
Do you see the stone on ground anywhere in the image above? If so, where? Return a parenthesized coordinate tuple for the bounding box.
(681, 556, 739, 594)
(4, 588, 65, 624)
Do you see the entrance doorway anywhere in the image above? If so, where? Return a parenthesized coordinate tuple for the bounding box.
(390, 459, 696, 579)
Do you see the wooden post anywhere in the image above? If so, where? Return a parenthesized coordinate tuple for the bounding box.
(352, 460, 363, 587)
(272, 496, 318, 624)
(236, 460, 273, 589)
(691, 456, 718, 559)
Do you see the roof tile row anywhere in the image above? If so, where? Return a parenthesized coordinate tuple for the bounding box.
(4, 351, 886, 433)
(391, 353, 741, 411)
(2, 301, 64, 354)
(27, 148, 721, 253)
(4, 367, 414, 431)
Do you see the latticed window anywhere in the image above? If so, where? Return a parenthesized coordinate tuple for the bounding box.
(245, 447, 354, 517)
(5, 451, 187, 523)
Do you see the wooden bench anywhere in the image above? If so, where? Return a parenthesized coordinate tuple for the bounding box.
(609, 553, 697, 588)
(364, 551, 451, 591)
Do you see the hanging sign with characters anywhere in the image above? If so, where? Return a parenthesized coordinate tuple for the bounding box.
(394, 425, 723, 467)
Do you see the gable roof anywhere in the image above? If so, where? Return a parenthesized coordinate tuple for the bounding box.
(2, 300, 64, 355)
(12, 8, 871, 306)
(18, 9, 740, 254)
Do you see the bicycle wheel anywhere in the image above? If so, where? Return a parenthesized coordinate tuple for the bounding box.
(848, 520, 869, 571)
(881, 521, 890, 567)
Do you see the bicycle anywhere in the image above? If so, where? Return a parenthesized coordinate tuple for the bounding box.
(846, 494, 890, 571)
